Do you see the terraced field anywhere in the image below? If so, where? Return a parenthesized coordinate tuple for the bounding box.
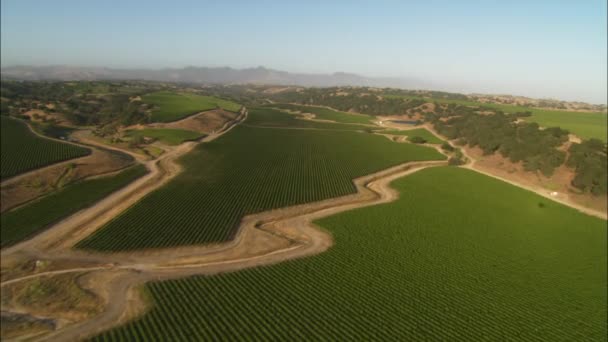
(1, 165, 147, 248)
(143, 92, 241, 122)
(0, 116, 90, 179)
(382, 128, 443, 144)
(77, 109, 444, 251)
(90, 167, 607, 341)
(269, 103, 373, 124)
(126, 128, 204, 145)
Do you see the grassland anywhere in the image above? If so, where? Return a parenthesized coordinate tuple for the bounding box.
(270, 103, 373, 124)
(389, 94, 607, 141)
(76, 109, 444, 251)
(0, 165, 147, 248)
(382, 128, 443, 144)
(143, 91, 241, 122)
(90, 167, 607, 341)
(126, 128, 204, 145)
(1, 117, 90, 179)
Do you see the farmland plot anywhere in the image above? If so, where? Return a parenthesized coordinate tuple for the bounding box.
(1, 165, 148, 248)
(1, 116, 90, 179)
(91, 167, 607, 341)
(143, 92, 241, 122)
(77, 109, 444, 251)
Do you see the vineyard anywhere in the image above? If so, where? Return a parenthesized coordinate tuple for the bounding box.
(76, 116, 444, 251)
(269, 103, 373, 124)
(143, 91, 241, 122)
(0, 116, 90, 179)
(1, 165, 147, 248)
(126, 128, 204, 145)
(244, 107, 372, 131)
(381, 128, 444, 144)
(90, 167, 607, 341)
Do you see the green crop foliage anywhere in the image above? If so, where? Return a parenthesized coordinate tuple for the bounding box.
(143, 91, 241, 122)
(244, 107, 369, 130)
(269, 103, 373, 124)
(126, 128, 204, 145)
(1, 165, 148, 248)
(382, 128, 444, 144)
(0, 116, 90, 180)
(77, 109, 445, 251)
(90, 167, 607, 341)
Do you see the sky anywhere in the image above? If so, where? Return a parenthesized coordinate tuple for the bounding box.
(1, 0, 606, 103)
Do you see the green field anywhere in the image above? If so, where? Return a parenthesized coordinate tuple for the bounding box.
(76, 109, 444, 251)
(270, 103, 373, 124)
(245, 108, 371, 131)
(382, 128, 443, 144)
(0, 116, 90, 180)
(90, 167, 607, 341)
(127, 128, 204, 145)
(143, 91, 241, 122)
(0, 165, 147, 248)
(390, 95, 607, 141)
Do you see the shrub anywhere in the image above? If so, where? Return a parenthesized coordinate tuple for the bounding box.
(408, 136, 427, 144)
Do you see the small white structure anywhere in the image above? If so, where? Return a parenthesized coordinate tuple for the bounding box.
(550, 191, 558, 197)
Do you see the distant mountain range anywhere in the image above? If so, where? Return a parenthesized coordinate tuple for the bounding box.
(0, 65, 431, 89)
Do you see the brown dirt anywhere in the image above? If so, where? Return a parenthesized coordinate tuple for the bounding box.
(23, 110, 68, 125)
(1, 273, 102, 323)
(141, 109, 239, 134)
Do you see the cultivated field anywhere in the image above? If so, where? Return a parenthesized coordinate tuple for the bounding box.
(245, 107, 372, 130)
(90, 167, 606, 341)
(76, 109, 444, 251)
(0, 117, 90, 179)
(269, 103, 373, 124)
(143, 92, 241, 122)
(126, 128, 204, 145)
(1, 165, 147, 248)
(382, 128, 444, 144)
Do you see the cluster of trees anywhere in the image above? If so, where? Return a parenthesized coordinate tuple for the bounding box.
(268, 87, 427, 115)
(432, 106, 569, 177)
(430, 104, 606, 195)
(567, 139, 607, 195)
(1, 81, 154, 126)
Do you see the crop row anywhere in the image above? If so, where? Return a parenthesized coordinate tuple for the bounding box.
(77, 111, 445, 251)
(91, 167, 606, 341)
(1, 116, 90, 179)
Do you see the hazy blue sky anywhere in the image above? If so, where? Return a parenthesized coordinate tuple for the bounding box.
(1, 0, 606, 103)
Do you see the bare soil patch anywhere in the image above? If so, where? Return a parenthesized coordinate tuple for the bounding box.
(142, 109, 239, 134)
(23, 110, 69, 126)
